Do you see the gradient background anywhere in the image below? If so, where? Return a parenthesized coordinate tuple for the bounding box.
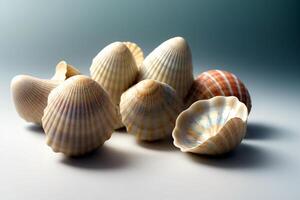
(0, 0, 299, 199)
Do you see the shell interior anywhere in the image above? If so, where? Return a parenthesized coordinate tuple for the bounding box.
(173, 96, 247, 153)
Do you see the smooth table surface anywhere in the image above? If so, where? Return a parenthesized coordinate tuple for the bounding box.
(0, 70, 299, 200)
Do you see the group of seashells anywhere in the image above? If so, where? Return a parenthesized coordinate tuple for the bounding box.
(11, 36, 252, 157)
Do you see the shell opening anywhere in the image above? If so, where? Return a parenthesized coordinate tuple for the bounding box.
(173, 96, 248, 151)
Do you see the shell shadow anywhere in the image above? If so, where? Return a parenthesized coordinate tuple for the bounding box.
(187, 143, 276, 169)
(245, 122, 284, 140)
(59, 145, 132, 170)
(136, 136, 177, 151)
(114, 127, 127, 133)
(26, 124, 44, 134)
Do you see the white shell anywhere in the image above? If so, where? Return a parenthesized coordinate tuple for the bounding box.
(42, 75, 117, 156)
(172, 96, 248, 155)
(11, 61, 80, 124)
(139, 36, 194, 98)
(51, 60, 80, 81)
(11, 75, 59, 124)
(120, 79, 182, 141)
(90, 42, 139, 129)
(123, 41, 144, 68)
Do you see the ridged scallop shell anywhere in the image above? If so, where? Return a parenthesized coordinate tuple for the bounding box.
(139, 36, 194, 99)
(123, 41, 144, 68)
(120, 79, 182, 141)
(52, 60, 80, 81)
(185, 70, 252, 113)
(11, 75, 60, 124)
(11, 61, 80, 124)
(42, 75, 117, 156)
(90, 42, 139, 129)
(173, 96, 248, 155)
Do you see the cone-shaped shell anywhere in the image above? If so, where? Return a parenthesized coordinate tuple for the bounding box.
(173, 96, 248, 155)
(90, 42, 139, 129)
(139, 37, 194, 99)
(90, 42, 138, 104)
(185, 70, 252, 113)
(52, 60, 80, 81)
(11, 75, 60, 124)
(123, 41, 144, 68)
(42, 75, 117, 156)
(120, 79, 182, 141)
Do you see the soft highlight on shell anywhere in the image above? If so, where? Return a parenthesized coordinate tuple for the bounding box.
(139, 36, 194, 99)
(120, 79, 182, 141)
(42, 75, 117, 156)
(173, 96, 248, 155)
(185, 69, 252, 113)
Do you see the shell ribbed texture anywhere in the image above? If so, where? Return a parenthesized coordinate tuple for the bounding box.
(173, 96, 248, 155)
(90, 42, 138, 105)
(120, 79, 182, 141)
(185, 70, 252, 113)
(139, 37, 194, 99)
(42, 75, 117, 156)
(123, 41, 144, 68)
(11, 75, 60, 124)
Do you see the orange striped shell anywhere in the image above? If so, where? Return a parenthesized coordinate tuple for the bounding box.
(185, 70, 252, 113)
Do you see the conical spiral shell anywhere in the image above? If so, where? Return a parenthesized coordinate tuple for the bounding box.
(42, 75, 117, 156)
(52, 60, 81, 81)
(185, 70, 252, 113)
(11, 75, 60, 124)
(123, 41, 144, 68)
(139, 37, 194, 99)
(173, 96, 248, 155)
(90, 42, 139, 129)
(120, 79, 182, 141)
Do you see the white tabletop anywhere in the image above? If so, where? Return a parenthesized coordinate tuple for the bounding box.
(1, 68, 299, 200)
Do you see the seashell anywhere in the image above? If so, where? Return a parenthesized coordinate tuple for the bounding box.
(42, 75, 117, 156)
(51, 60, 81, 81)
(120, 79, 182, 141)
(139, 36, 194, 99)
(90, 42, 139, 129)
(173, 96, 248, 155)
(11, 61, 80, 124)
(123, 41, 144, 68)
(185, 70, 252, 113)
(11, 75, 60, 124)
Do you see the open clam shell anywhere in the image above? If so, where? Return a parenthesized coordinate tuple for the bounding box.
(11, 61, 80, 124)
(173, 96, 248, 155)
(120, 79, 182, 141)
(42, 75, 117, 156)
(90, 42, 139, 129)
(139, 36, 194, 99)
(123, 41, 144, 68)
(185, 69, 252, 113)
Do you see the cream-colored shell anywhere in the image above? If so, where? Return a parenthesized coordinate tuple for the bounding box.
(139, 36, 194, 99)
(52, 60, 80, 81)
(123, 41, 144, 68)
(120, 79, 182, 141)
(11, 75, 59, 124)
(90, 42, 138, 129)
(172, 96, 248, 155)
(11, 61, 80, 124)
(42, 75, 117, 156)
